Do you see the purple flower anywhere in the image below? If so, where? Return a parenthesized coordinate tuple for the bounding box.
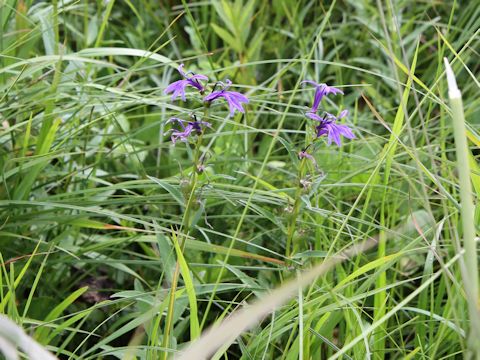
(298, 150, 315, 162)
(298, 149, 317, 167)
(167, 117, 211, 144)
(204, 80, 249, 117)
(303, 81, 343, 112)
(306, 110, 355, 146)
(164, 64, 208, 101)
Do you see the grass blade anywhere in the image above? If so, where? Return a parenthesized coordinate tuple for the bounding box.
(443, 57, 480, 358)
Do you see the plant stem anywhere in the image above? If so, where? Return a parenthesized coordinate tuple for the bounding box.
(161, 110, 208, 359)
(286, 158, 307, 257)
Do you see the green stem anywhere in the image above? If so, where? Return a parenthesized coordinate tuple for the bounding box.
(161, 110, 208, 359)
(286, 158, 307, 257)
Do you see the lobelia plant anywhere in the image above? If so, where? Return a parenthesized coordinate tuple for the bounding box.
(285, 80, 355, 257)
(161, 63, 249, 356)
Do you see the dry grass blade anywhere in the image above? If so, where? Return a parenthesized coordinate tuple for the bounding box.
(0, 315, 57, 360)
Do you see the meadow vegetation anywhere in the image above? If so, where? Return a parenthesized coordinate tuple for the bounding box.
(0, 0, 479, 359)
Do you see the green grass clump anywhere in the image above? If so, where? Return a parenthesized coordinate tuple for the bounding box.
(0, 1, 479, 359)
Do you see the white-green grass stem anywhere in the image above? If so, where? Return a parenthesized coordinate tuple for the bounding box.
(444, 57, 480, 359)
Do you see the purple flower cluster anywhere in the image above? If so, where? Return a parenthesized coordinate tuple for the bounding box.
(164, 64, 249, 144)
(167, 117, 211, 144)
(303, 81, 355, 147)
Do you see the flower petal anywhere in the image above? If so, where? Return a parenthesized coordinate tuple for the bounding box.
(327, 124, 342, 146)
(192, 74, 208, 81)
(336, 124, 355, 139)
(177, 63, 186, 77)
(325, 85, 343, 95)
(338, 109, 349, 119)
(204, 91, 223, 102)
(164, 80, 188, 101)
(306, 112, 322, 122)
(311, 85, 326, 112)
(301, 80, 321, 87)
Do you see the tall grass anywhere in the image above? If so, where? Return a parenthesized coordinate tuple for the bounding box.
(0, 1, 479, 359)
